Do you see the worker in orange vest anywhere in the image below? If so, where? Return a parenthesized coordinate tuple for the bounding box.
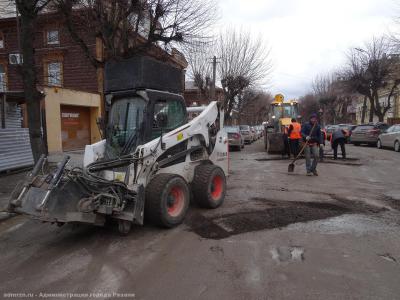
(288, 118, 301, 157)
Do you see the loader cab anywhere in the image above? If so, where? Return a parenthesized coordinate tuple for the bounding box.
(269, 101, 299, 133)
(105, 89, 187, 158)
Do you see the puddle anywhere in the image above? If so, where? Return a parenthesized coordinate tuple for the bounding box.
(186, 199, 362, 240)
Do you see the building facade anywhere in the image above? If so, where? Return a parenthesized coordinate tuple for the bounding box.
(184, 81, 224, 107)
(0, 11, 187, 159)
(355, 93, 400, 125)
(0, 13, 102, 156)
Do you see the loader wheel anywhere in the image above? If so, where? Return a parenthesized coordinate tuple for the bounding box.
(145, 174, 190, 228)
(192, 165, 226, 209)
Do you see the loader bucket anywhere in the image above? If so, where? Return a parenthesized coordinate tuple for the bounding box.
(266, 132, 285, 154)
(16, 180, 106, 226)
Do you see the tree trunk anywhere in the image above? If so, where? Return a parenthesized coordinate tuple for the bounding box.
(361, 96, 367, 124)
(368, 96, 375, 123)
(369, 107, 374, 123)
(372, 91, 385, 123)
(17, 3, 46, 162)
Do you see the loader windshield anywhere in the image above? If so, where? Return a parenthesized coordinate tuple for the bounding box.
(271, 103, 298, 119)
(106, 97, 146, 158)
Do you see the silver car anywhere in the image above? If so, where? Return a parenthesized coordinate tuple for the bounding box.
(377, 124, 400, 152)
(240, 125, 253, 144)
(226, 126, 244, 150)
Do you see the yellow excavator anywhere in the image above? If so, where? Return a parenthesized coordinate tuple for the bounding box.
(264, 94, 300, 153)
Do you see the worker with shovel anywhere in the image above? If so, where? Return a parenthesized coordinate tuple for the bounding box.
(301, 113, 322, 176)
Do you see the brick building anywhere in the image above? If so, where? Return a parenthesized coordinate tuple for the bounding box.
(0, 11, 187, 162)
(184, 81, 224, 107)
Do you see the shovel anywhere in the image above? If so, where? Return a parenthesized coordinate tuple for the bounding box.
(288, 141, 309, 173)
(288, 122, 317, 173)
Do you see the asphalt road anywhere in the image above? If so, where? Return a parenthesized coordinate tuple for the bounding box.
(1, 141, 400, 300)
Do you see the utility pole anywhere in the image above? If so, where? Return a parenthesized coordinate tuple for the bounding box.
(210, 56, 217, 101)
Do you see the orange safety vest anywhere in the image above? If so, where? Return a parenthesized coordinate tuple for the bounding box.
(289, 122, 302, 139)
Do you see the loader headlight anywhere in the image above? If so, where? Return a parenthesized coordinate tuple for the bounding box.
(272, 116, 276, 119)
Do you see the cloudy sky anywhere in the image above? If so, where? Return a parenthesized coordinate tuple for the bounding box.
(218, 0, 398, 99)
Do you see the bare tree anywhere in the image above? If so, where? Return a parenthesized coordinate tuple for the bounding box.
(238, 89, 272, 125)
(299, 93, 319, 120)
(183, 42, 215, 102)
(312, 73, 354, 124)
(54, 0, 219, 68)
(14, 0, 51, 162)
(342, 37, 400, 122)
(217, 28, 272, 121)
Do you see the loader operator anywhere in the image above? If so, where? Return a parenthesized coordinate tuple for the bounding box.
(301, 113, 322, 176)
(288, 118, 301, 157)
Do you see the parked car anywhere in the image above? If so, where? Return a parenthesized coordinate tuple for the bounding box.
(377, 124, 400, 152)
(257, 125, 264, 139)
(225, 126, 244, 151)
(350, 123, 389, 146)
(240, 125, 253, 144)
(348, 125, 358, 137)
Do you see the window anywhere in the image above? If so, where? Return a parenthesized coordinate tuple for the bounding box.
(152, 99, 186, 139)
(47, 30, 59, 45)
(106, 97, 146, 157)
(0, 64, 6, 92)
(47, 62, 62, 86)
(0, 32, 4, 49)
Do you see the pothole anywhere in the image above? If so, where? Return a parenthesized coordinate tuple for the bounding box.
(185, 199, 373, 240)
(255, 157, 362, 166)
(255, 157, 292, 161)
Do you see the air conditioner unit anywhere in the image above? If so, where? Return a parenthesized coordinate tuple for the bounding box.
(9, 53, 23, 65)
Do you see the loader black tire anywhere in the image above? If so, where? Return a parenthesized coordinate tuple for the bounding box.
(192, 165, 226, 209)
(145, 174, 190, 228)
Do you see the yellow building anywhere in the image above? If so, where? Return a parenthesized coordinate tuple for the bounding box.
(43, 87, 102, 154)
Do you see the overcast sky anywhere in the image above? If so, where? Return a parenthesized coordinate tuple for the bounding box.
(218, 0, 398, 99)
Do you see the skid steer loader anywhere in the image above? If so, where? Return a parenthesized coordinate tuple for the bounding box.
(7, 56, 229, 234)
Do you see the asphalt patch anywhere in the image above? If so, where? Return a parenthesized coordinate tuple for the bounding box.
(186, 199, 355, 240)
(255, 157, 294, 161)
(186, 197, 387, 240)
(255, 157, 362, 166)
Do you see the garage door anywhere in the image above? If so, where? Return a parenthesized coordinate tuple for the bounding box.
(61, 105, 91, 151)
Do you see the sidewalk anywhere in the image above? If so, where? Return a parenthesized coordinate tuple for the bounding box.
(48, 150, 84, 168)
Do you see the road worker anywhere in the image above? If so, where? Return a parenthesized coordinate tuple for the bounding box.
(330, 128, 347, 160)
(288, 118, 301, 157)
(301, 113, 322, 176)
